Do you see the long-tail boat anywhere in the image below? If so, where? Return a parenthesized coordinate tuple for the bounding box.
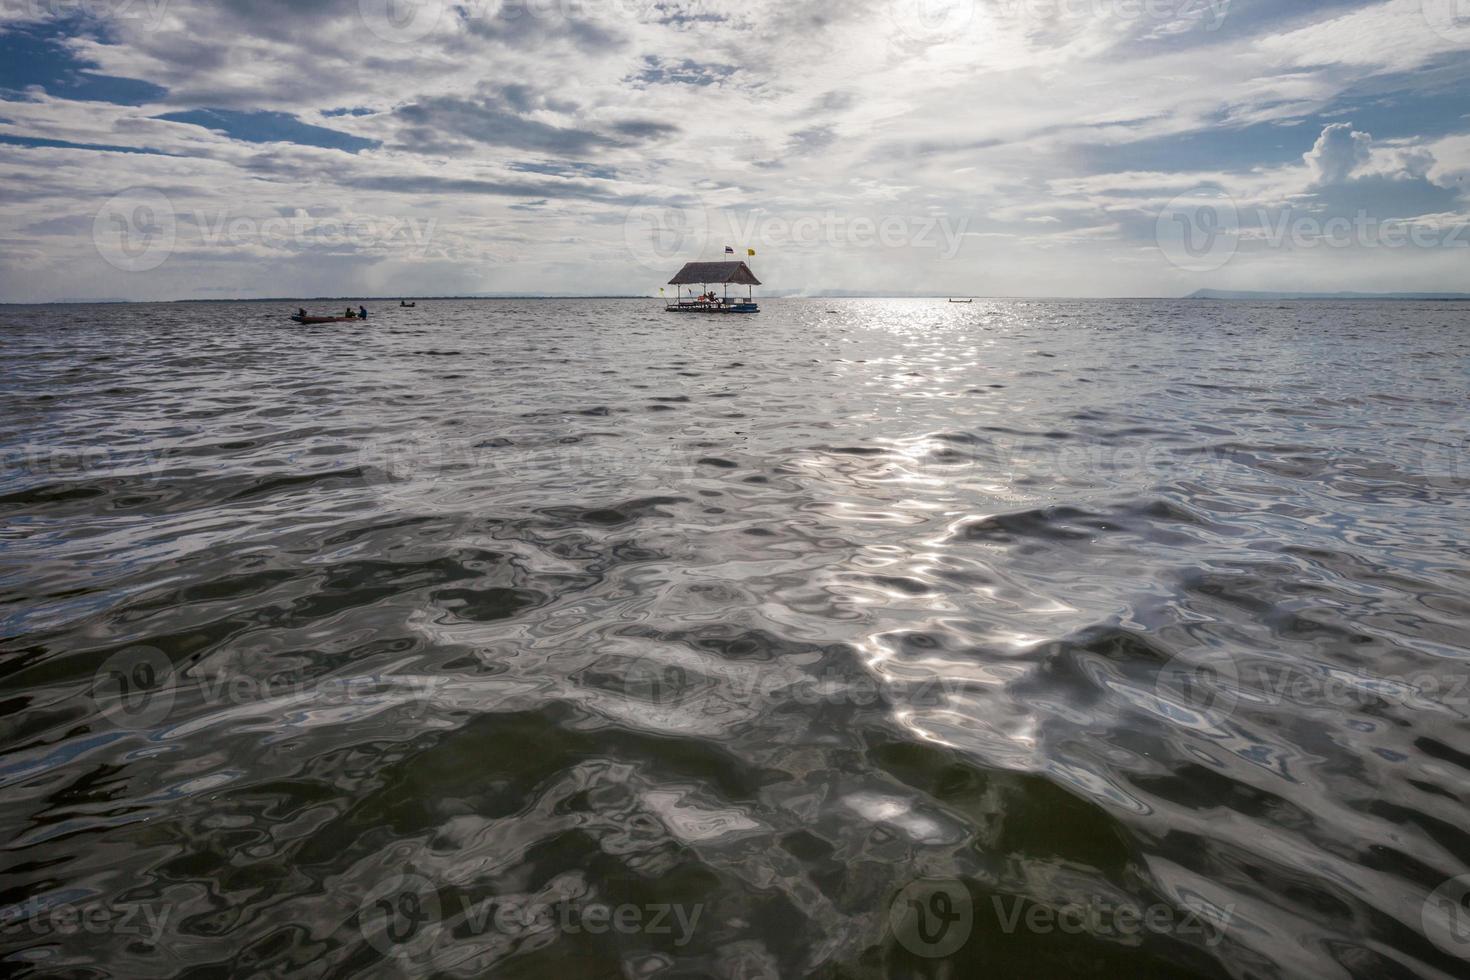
(290, 313, 357, 324)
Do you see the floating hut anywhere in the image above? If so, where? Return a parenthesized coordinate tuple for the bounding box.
(665, 261, 761, 314)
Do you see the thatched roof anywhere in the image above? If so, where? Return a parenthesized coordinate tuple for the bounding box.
(668, 261, 761, 286)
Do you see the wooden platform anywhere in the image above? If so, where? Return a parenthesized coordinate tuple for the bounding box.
(664, 302, 759, 314)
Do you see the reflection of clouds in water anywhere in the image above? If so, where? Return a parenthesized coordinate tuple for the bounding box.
(890, 703, 1044, 772)
(1045, 760, 1152, 816)
(839, 791, 964, 844)
(641, 789, 764, 843)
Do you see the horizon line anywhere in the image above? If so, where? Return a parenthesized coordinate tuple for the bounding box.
(8, 292, 1470, 306)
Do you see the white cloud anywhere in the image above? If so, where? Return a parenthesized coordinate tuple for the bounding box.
(1256, 0, 1465, 74)
(1304, 122, 1373, 185)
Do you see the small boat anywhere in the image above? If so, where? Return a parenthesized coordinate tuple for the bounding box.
(948, 298, 973, 304)
(290, 314, 357, 324)
(665, 261, 761, 314)
(400, 301, 416, 308)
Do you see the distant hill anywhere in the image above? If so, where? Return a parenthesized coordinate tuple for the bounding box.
(1186, 289, 1470, 301)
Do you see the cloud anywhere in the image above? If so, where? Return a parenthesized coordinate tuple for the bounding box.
(461, 3, 627, 52)
(388, 94, 678, 158)
(391, 96, 605, 156)
(1304, 122, 1373, 186)
(1256, 0, 1465, 74)
(609, 119, 679, 140)
(787, 125, 837, 155)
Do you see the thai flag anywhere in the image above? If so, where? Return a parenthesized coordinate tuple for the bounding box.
(725, 246, 735, 255)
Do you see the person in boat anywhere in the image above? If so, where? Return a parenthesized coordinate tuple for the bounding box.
(298, 308, 306, 318)
(359, 305, 368, 320)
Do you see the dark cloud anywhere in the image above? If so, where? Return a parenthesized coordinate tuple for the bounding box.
(345, 174, 632, 204)
(462, 6, 626, 51)
(392, 97, 603, 156)
(389, 94, 677, 157)
(610, 119, 679, 139)
(812, 90, 855, 113)
(207, 0, 363, 40)
(787, 125, 835, 154)
(20, 214, 95, 235)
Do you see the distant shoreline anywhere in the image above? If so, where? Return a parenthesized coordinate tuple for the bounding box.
(1185, 289, 1470, 301)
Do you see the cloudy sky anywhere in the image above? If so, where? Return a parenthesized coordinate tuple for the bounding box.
(1, 0, 1468, 301)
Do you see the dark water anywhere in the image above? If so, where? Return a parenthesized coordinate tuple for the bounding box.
(3, 298, 1470, 978)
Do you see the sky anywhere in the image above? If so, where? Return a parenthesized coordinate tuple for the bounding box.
(1, 0, 1468, 301)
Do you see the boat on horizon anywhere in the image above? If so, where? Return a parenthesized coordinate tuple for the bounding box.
(665, 260, 761, 314)
(290, 314, 358, 324)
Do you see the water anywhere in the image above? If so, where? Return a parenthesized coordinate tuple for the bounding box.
(2, 298, 1469, 978)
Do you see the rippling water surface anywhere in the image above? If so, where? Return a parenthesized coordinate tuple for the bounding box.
(3, 298, 1470, 978)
